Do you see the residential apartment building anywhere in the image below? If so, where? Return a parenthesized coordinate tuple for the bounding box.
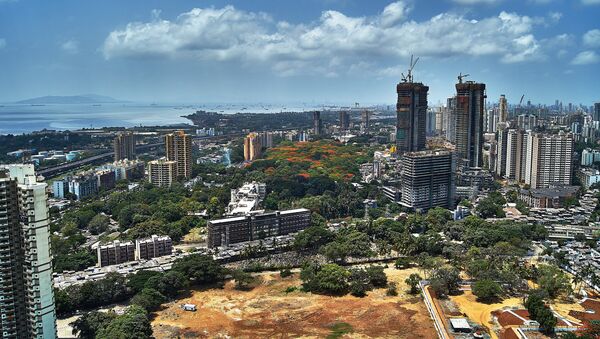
(525, 131, 573, 189)
(396, 81, 428, 153)
(454, 81, 486, 168)
(207, 208, 311, 248)
(0, 165, 56, 339)
(147, 159, 177, 187)
(400, 150, 455, 211)
(165, 130, 192, 179)
(97, 240, 135, 267)
(243, 133, 261, 161)
(113, 132, 136, 161)
(135, 235, 173, 260)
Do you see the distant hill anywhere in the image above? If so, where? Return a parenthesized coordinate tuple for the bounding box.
(16, 94, 126, 104)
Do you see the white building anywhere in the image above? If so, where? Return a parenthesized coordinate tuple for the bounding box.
(227, 182, 266, 216)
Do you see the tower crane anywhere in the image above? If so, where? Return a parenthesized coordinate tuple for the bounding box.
(457, 73, 470, 84)
(401, 55, 420, 83)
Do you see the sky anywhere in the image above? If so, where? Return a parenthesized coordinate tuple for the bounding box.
(0, 0, 599, 106)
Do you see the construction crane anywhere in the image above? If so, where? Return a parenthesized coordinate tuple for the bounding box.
(401, 55, 420, 83)
(457, 73, 470, 84)
(519, 94, 525, 106)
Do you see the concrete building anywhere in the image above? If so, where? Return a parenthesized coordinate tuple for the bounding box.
(498, 94, 508, 124)
(454, 81, 486, 168)
(97, 240, 135, 267)
(400, 150, 455, 211)
(113, 132, 136, 161)
(227, 182, 266, 216)
(518, 185, 579, 208)
(445, 96, 457, 143)
(582, 148, 600, 167)
(0, 165, 57, 339)
(52, 180, 69, 199)
(313, 111, 323, 136)
(135, 235, 173, 260)
(505, 129, 528, 182)
(496, 128, 508, 177)
(165, 130, 192, 179)
(339, 111, 350, 130)
(68, 174, 99, 200)
(207, 208, 311, 248)
(396, 81, 428, 153)
(360, 110, 371, 134)
(578, 168, 600, 189)
(525, 131, 574, 189)
(243, 132, 261, 162)
(109, 159, 145, 181)
(258, 131, 273, 148)
(147, 159, 177, 187)
(517, 114, 537, 131)
(96, 169, 116, 190)
(594, 102, 600, 122)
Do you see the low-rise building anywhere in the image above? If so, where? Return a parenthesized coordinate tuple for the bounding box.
(518, 185, 580, 209)
(227, 182, 266, 216)
(97, 240, 135, 267)
(207, 208, 311, 248)
(135, 235, 173, 260)
(578, 168, 600, 189)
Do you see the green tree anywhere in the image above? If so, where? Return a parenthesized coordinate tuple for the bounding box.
(293, 225, 334, 251)
(88, 214, 110, 235)
(405, 273, 422, 294)
(71, 311, 116, 339)
(348, 268, 372, 297)
(96, 306, 153, 339)
(394, 257, 411, 269)
(537, 265, 571, 299)
(365, 265, 387, 288)
(472, 279, 503, 303)
(131, 288, 166, 312)
(232, 270, 256, 290)
(315, 264, 350, 295)
(171, 254, 225, 285)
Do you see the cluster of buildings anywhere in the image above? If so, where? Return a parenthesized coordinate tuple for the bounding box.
(147, 130, 192, 187)
(52, 159, 144, 199)
(7, 149, 83, 164)
(0, 165, 57, 338)
(96, 235, 173, 267)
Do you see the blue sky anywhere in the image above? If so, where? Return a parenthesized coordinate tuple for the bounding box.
(0, 0, 599, 106)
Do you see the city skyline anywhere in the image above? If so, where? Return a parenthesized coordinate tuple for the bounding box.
(0, 0, 599, 105)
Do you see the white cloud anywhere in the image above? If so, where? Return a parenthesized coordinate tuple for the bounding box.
(583, 29, 600, 47)
(582, 0, 600, 4)
(60, 40, 79, 54)
(571, 50, 600, 65)
(0, 39, 5, 49)
(452, 0, 500, 4)
(102, 3, 551, 75)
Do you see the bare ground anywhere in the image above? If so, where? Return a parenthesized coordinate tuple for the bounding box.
(152, 267, 436, 338)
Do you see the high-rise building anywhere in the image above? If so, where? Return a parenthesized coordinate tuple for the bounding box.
(147, 159, 177, 187)
(396, 82, 429, 153)
(445, 96, 457, 143)
(312, 111, 323, 136)
(0, 165, 57, 339)
(400, 150, 455, 211)
(339, 111, 350, 130)
(505, 129, 528, 182)
(113, 132, 136, 161)
(525, 131, 573, 189)
(243, 133, 261, 161)
(517, 114, 537, 131)
(495, 128, 508, 177)
(498, 95, 508, 124)
(258, 131, 273, 148)
(361, 110, 371, 133)
(165, 130, 192, 179)
(455, 81, 486, 168)
(594, 103, 600, 122)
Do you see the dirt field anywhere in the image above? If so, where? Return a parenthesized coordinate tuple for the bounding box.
(449, 291, 522, 339)
(152, 267, 436, 338)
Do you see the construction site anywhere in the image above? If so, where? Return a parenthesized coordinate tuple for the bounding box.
(151, 267, 437, 338)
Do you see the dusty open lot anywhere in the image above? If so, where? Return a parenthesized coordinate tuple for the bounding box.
(152, 267, 436, 338)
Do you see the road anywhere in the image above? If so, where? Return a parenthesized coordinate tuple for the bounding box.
(37, 142, 163, 178)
